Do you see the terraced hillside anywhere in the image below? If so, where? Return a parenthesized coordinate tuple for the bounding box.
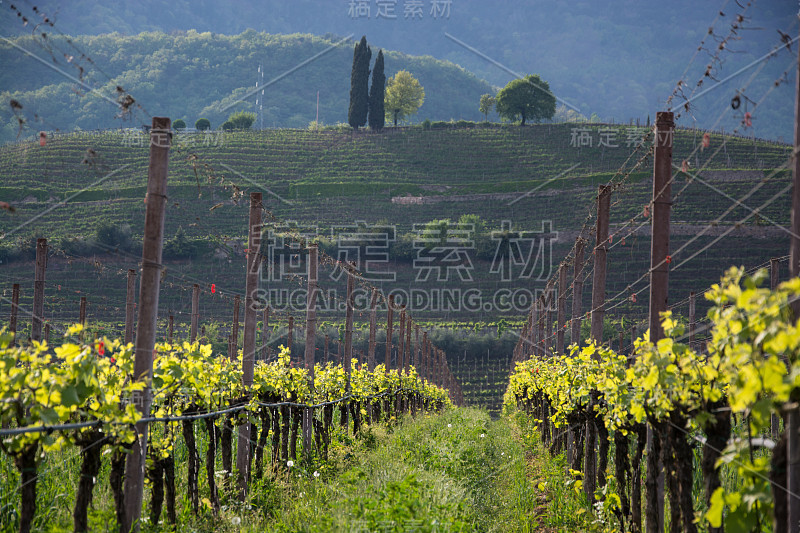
(0, 123, 792, 409)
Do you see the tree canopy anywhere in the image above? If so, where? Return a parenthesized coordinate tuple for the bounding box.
(495, 74, 556, 125)
(479, 94, 495, 121)
(222, 110, 256, 130)
(384, 70, 425, 127)
(368, 50, 386, 131)
(348, 35, 371, 130)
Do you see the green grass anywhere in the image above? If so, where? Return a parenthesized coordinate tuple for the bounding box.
(0, 408, 602, 532)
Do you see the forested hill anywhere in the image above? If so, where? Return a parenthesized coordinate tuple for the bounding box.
(1, 0, 796, 140)
(0, 31, 492, 142)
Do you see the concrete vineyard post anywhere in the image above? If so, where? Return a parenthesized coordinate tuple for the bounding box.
(122, 116, 171, 533)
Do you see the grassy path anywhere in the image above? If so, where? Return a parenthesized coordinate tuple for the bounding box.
(240, 408, 595, 532)
(1, 408, 596, 532)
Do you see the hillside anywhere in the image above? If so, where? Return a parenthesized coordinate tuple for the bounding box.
(0, 31, 492, 143)
(0, 123, 791, 319)
(1, 1, 795, 140)
(0, 124, 792, 409)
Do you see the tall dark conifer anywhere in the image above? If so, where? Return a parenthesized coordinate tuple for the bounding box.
(368, 49, 386, 131)
(348, 36, 371, 130)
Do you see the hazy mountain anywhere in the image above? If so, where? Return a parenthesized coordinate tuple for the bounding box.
(1, 0, 795, 140)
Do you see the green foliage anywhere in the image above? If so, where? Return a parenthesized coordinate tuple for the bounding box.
(162, 226, 211, 259)
(505, 267, 800, 530)
(194, 117, 211, 131)
(479, 94, 495, 121)
(172, 119, 186, 130)
(368, 49, 385, 131)
(95, 222, 131, 252)
(224, 110, 256, 130)
(495, 74, 556, 125)
(349, 36, 371, 130)
(385, 70, 425, 126)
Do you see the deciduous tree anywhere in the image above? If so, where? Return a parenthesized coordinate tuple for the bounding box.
(495, 74, 556, 126)
(384, 70, 425, 127)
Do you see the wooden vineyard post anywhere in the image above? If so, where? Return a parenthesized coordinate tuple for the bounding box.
(261, 307, 270, 361)
(771, 259, 781, 440)
(122, 116, 171, 533)
(236, 192, 262, 497)
(557, 265, 567, 355)
(190, 283, 199, 343)
(324, 334, 329, 364)
(44, 323, 50, 345)
(229, 295, 240, 359)
(585, 185, 611, 504)
(126, 270, 137, 344)
(422, 332, 429, 381)
(546, 290, 553, 356)
(788, 29, 800, 531)
(414, 324, 420, 371)
(9, 283, 19, 343)
(571, 240, 585, 351)
(646, 111, 674, 533)
(385, 295, 394, 372)
(287, 316, 294, 361)
(301, 243, 318, 461)
(398, 307, 406, 375)
(343, 262, 356, 430)
(532, 301, 540, 357)
(688, 291, 696, 352)
(168, 315, 174, 344)
(79, 296, 87, 341)
(31, 238, 47, 342)
(405, 316, 412, 374)
(368, 288, 378, 371)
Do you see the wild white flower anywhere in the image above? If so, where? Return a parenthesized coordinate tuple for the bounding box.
(231, 516, 242, 526)
(501, 452, 505, 456)
(313, 471, 320, 478)
(447, 423, 452, 427)
(287, 460, 294, 468)
(480, 433, 485, 438)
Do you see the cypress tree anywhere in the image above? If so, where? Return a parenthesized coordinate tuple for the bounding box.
(348, 36, 371, 130)
(368, 49, 386, 131)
